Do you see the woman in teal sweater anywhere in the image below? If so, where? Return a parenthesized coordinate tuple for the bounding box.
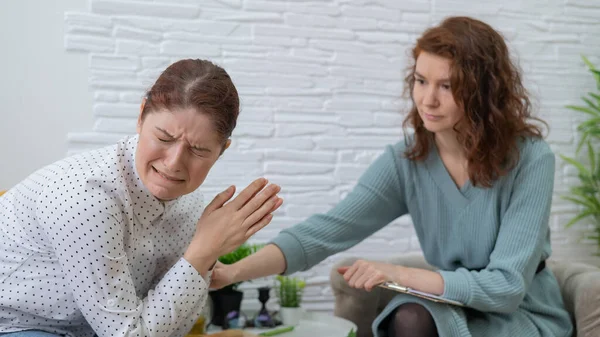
(211, 16, 573, 337)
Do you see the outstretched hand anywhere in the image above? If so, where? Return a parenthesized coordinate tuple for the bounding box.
(209, 261, 236, 290)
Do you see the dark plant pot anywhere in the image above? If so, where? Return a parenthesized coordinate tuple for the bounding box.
(209, 288, 244, 328)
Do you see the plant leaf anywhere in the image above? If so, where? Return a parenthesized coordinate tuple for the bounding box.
(562, 189, 600, 210)
(582, 55, 596, 70)
(582, 97, 600, 113)
(594, 151, 600, 180)
(588, 141, 596, 174)
(576, 120, 600, 149)
(591, 69, 600, 91)
(571, 185, 598, 196)
(561, 196, 595, 210)
(577, 117, 600, 131)
(566, 105, 600, 117)
(582, 55, 600, 89)
(560, 155, 591, 176)
(576, 132, 590, 154)
(565, 210, 596, 227)
(275, 275, 305, 307)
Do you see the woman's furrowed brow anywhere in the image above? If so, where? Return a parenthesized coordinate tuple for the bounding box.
(155, 127, 174, 138)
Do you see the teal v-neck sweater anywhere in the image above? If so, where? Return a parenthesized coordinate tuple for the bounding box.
(271, 137, 572, 337)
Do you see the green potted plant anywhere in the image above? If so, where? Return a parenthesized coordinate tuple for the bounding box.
(209, 242, 264, 328)
(560, 55, 600, 254)
(274, 275, 306, 326)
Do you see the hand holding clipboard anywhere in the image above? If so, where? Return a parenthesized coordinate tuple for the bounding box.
(337, 260, 464, 307)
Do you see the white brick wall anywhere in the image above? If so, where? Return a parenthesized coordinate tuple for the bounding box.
(64, 0, 600, 311)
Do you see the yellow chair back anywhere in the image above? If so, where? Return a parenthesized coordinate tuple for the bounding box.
(0, 190, 5, 197)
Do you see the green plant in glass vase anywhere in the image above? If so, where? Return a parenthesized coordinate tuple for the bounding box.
(560, 56, 600, 254)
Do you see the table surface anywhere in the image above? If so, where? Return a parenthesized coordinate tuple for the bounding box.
(202, 311, 356, 337)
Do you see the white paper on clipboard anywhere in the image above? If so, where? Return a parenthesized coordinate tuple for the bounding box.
(378, 281, 465, 307)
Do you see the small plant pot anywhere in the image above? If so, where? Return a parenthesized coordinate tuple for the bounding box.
(209, 288, 243, 327)
(279, 307, 303, 326)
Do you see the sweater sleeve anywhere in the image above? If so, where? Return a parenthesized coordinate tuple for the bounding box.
(270, 143, 410, 275)
(439, 151, 555, 313)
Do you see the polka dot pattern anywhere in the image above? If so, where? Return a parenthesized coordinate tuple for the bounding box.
(0, 135, 209, 337)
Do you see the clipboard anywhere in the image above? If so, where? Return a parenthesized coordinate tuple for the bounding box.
(378, 281, 465, 307)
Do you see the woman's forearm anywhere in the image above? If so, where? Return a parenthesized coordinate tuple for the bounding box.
(231, 244, 287, 283)
(394, 265, 444, 295)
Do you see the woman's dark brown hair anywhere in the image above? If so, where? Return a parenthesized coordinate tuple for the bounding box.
(142, 59, 239, 146)
(403, 16, 545, 187)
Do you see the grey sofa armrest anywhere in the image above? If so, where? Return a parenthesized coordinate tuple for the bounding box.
(548, 260, 600, 337)
(331, 255, 600, 337)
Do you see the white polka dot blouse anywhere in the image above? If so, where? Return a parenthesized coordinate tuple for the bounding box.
(0, 135, 210, 337)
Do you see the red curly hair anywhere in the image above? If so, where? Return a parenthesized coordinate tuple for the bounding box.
(403, 16, 546, 187)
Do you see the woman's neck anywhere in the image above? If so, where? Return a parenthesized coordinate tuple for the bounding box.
(434, 131, 465, 160)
